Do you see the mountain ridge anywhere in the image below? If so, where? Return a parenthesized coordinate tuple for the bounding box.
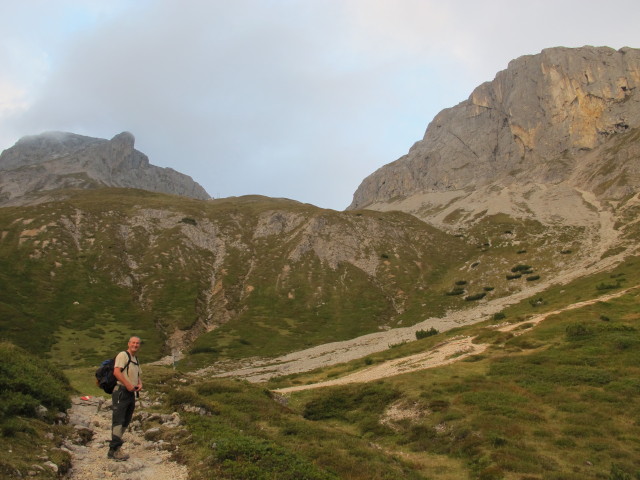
(0, 130, 210, 205)
(348, 46, 640, 232)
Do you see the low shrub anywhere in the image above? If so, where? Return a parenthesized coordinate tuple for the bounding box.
(303, 383, 400, 421)
(511, 264, 532, 273)
(180, 217, 198, 226)
(565, 323, 592, 339)
(446, 288, 465, 296)
(465, 293, 487, 301)
(596, 281, 622, 290)
(0, 342, 71, 422)
(416, 327, 439, 339)
(212, 435, 337, 480)
(529, 297, 545, 307)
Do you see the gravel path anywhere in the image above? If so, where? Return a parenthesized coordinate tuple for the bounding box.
(64, 396, 188, 480)
(273, 285, 637, 393)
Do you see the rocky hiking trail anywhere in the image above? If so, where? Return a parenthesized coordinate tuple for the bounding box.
(65, 396, 187, 480)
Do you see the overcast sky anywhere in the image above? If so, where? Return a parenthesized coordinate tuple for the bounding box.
(1, 1, 640, 210)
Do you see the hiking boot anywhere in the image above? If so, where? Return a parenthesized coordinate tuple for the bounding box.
(107, 448, 130, 461)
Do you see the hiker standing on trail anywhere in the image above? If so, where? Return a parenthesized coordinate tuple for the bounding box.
(108, 336, 142, 461)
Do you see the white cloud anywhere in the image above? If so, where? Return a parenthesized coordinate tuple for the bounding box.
(2, 1, 640, 209)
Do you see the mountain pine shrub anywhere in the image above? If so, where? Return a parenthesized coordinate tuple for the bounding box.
(416, 327, 439, 339)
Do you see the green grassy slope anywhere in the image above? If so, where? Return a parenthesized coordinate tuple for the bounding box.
(257, 265, 640, 479)
(0, 188, 483, 370)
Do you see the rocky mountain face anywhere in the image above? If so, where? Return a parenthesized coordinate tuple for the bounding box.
(0, 131, 210, 205)
(349, 46, 640, 232)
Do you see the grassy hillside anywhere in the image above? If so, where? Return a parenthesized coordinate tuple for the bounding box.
(255, 262, 640, 479)
(0, 342, 72, 478)
(103, 259, 637, 480)
(0, 188, 487, 370)
(1, 186, 639, 479)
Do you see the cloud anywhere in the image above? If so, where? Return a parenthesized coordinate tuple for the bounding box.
(2, 1, 640, 209)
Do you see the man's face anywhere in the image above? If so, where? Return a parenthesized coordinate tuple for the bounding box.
(128, 337, 141, 353)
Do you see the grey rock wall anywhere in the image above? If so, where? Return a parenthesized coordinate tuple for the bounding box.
(349, 46, 640, 211)
(0, 131, 210, 204)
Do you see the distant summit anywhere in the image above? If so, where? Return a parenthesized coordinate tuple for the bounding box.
(0, 131, 210, 205)
(349, 46, 640, 230)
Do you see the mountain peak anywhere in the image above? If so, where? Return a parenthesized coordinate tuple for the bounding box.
(348, 46, 640, 229)
(0, 131, 210, 205)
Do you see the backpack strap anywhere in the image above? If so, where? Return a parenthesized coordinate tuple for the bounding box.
(116, 351, 133, 374)
(124, 351, 132, 374)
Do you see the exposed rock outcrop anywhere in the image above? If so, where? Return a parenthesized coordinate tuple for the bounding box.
(0, 131, 210, 205)
(348, 46, 640, 229)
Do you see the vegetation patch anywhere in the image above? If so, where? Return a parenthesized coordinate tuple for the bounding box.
(416, 327, 439, 339)
(0, 342, 72, 478)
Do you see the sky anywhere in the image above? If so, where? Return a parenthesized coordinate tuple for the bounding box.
(1, 1, 640, 210)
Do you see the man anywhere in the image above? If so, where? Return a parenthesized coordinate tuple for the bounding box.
(108, 336, 142, 461)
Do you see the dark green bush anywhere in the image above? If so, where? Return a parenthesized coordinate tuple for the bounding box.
(565, 323, 591, 339)
(416, 327, 439, 339)
(303, 383, 400, 421)
(465, 293, 486, 301)
(180, 217, 197, 226)
(0, 342, 71, 422)
(526, 275, 540, 281)
(212, 434, 337, 480)
(506, 274, 522, 280)
(446, 288, 465, 296)
(529, 297, 545, 307)
(596, 281, 621, 290)
(511, 264, 532, 273)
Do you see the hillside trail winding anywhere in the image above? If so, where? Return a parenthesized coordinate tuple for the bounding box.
(64, 396, 188, 480)
(275, 285, 638, 393)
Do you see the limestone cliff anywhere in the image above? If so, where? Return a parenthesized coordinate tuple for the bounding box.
(349, 46, 640, 229)
(0, 131, 210, 205)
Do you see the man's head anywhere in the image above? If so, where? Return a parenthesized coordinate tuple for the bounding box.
(128, 336, 141, 354)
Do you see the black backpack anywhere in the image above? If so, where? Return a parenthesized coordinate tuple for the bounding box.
(95, 351, 132, 394)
